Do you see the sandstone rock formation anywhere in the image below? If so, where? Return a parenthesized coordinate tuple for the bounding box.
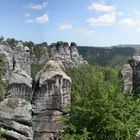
(31, 42, 49, 64)
(0, 98, 33, 140)
(7, 69, 32, 102)
(32, 60, 71, 140)
(121, 64, 133, 94)
(121, 55, 140, 94)
(0, 44, 13, 81)
(50, 41, 87, 70)
(13, 42, 31, 75)
(0, 40, 86, 140)
(0, 41, 33, 140)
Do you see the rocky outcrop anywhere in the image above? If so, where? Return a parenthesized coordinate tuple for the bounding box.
(121, 55, 140, 94)
(121, 64, 133, 94)
(0, 42, 33, 102)
(0, 40, 86, 140)
(13, 42, 31, 76)
(31, 43, 49, 65)
(0, 44, 13, 81)
(0, 98, 33, 140)
(32, 60, 71, 140)
(7, 69, 32, 102)
(0, 41, 33, 140)
(50, 42, 87, 70)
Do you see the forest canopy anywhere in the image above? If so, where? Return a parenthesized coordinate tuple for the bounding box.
(61, 65, 140, 140)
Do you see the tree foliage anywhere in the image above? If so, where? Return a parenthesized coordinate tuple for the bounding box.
(78, 47, 135, 68)
(61, 65, 140, 140)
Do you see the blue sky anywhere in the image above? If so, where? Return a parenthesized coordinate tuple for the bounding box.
(1, 0, 140, 46)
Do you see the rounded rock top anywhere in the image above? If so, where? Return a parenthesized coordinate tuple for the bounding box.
(24, 46, 30, 51)
(16, 42, 24, 48)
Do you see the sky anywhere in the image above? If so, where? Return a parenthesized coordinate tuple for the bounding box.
(1, 0, 140, 46)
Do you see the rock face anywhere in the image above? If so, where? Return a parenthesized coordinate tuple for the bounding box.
(2, 42, 33, 102)
(0, 98, 33, 140)
(0, 44, 13, 81)
(50, 42, 87, 70)
(7, 69, 32, 102)
(0, 41, 86, 140)
(0, 42, 33, 140)
(121, 64, 133, 94)
(121, 55, 140, 94)
(13, 42, 31, 75)
(32, 60, 71, 140)
(31, 42, 49, 64)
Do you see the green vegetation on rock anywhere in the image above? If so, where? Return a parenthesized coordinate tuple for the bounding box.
(31, 63, 45, 79)
(61, 65, 140, 140)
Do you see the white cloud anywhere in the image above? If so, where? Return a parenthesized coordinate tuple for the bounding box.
(26, 19, 34, 24)
(119, 18, 140, 26)
(35, 14, 49, 24)
(88, 2, 115, 12)
(76, 29, 95, 36)
(59, 23, 72, 30)
(87, 12, 116, 26)
(24, 13, 31, 17)
(87, 2, 116, 26)
(137, 28, 140, 32)
(27, 0, 48, 10)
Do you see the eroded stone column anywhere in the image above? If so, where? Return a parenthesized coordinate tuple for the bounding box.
(32, 60, 71, 140)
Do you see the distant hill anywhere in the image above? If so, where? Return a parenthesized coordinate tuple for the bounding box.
(78, 45, 136, 67)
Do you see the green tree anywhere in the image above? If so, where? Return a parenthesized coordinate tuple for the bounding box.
(61, 65, 140, 140)
(6, 38, 17, 48)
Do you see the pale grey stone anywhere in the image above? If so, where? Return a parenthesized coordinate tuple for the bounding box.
(121, 64, 133, 94)
(7, 68, 32, 102)
(32, 60, 71, 140)
(0, 98, 33, 140)
(13, 42, 31, 76)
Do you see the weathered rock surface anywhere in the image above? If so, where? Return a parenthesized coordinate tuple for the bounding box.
(31, 43, 49, 65)
(13, 42, 31, 76)
(32, 60, 71, 140)
(50, 42, 87, 70)
(121, 55, 140, 94)
(0, 40, 86, 140)
(0, 98, 33, 140)
(121, 64, 133, 94)
(0, 44, 13, 81)
(7, 68, 32, 102)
